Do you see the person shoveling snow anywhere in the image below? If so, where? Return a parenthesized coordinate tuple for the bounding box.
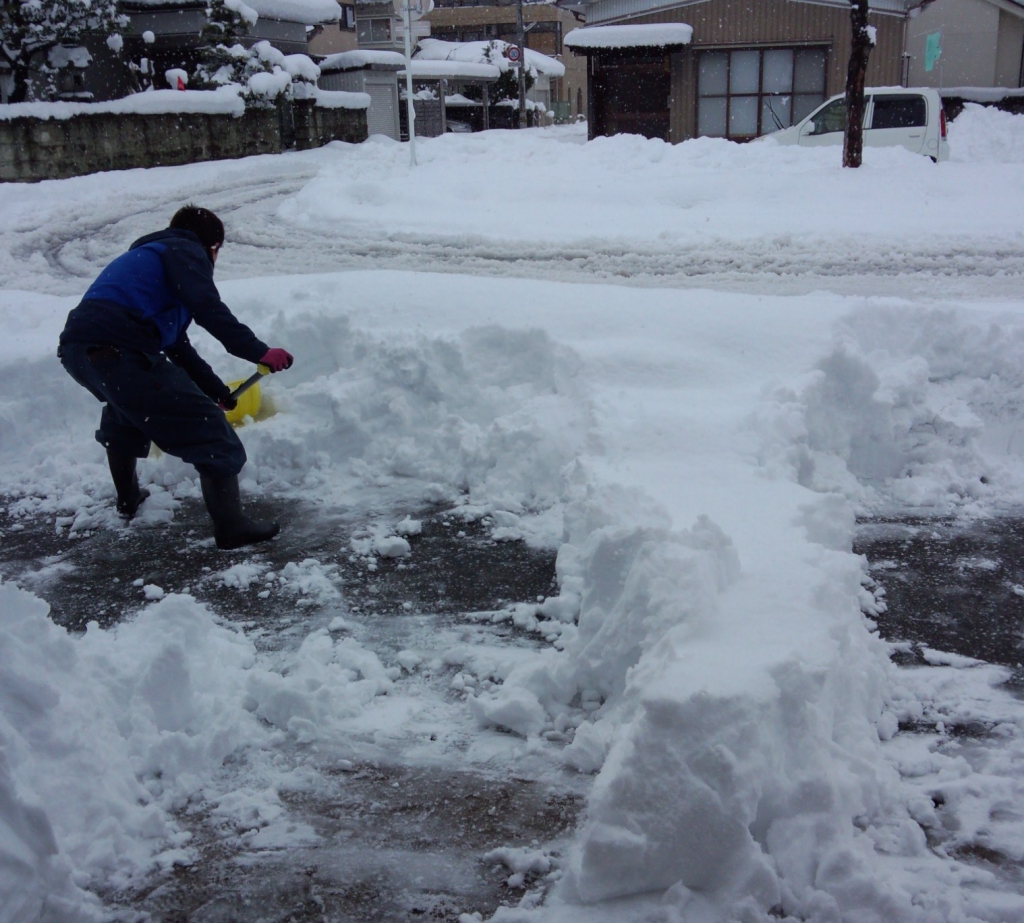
(56, 205, 293, 550)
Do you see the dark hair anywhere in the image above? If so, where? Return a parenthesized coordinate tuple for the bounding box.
(169, 205, 225, 250)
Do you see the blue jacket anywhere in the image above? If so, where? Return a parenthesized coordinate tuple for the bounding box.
(60, 228, 269, 402)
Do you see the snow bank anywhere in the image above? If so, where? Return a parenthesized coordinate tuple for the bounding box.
(0, 578, 393, 916)
(756, 304, 1024, 513)
(273, 119, 1023, 249)
(950, 103, 1024, 163)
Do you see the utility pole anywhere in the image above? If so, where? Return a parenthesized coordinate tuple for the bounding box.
(401, 0, 417, 165)
(516, 0, 527, 127)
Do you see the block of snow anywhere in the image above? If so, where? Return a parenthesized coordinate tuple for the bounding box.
(373, 535, 411, 558)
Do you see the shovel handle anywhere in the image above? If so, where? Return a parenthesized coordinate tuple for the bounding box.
(229, 363, 271, 402)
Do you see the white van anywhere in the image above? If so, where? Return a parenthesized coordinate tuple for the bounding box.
(766, 87, 949, 161)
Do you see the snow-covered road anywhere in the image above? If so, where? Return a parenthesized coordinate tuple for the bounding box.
(3, 122, 1023, 301)
(4, 108, 1024, 923)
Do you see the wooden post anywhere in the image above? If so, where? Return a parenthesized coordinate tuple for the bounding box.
(843, 0, 873, 168)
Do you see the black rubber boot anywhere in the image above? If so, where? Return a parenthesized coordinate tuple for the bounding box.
(107, 449, 149, 520)
(200, 474, 280, 550)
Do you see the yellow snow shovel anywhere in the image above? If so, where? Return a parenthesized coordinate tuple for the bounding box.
(224, 363, 271, 426)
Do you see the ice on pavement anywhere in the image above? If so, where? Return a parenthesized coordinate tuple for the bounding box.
(2, 107, 1024, 922)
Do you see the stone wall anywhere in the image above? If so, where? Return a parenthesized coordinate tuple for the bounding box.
(293, 99, 368, 149)
(0, 102, 367, 182)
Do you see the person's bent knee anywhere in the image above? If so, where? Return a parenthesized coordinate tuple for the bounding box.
(95, 429, 151, 459)
(190, 443, 248, 480)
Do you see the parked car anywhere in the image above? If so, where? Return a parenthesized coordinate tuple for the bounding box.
(764, 87, 949, 161)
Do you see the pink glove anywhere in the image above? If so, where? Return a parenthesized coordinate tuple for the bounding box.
(260, 348, 293, 373)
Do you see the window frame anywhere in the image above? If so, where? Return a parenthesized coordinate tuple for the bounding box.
(696, 45, 829, 141)
(356, 16, 392, 45)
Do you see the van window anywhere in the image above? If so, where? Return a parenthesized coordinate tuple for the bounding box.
(870, 95, 926, 130)
(808, 98, 846, 135)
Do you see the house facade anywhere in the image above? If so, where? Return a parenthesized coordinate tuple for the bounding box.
(905, 0, 1024, 88)
(308, 3, 361, 56)
(566, 0, 910, 143)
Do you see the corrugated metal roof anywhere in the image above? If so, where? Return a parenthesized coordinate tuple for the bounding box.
(586, 0, 909, 27)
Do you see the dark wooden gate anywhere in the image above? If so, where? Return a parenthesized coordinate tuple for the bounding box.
(591, 52, 671, 140)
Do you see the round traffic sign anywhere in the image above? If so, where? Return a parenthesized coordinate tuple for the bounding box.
(507, 45, 522, 64)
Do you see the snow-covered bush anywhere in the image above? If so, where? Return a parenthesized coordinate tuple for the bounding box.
(243, 42, 320, 107)
(0, 0, 127, 102)
(192, 0, 320, 110)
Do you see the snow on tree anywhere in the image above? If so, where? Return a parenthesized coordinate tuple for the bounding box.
(193, 0, 259, 88)
(480, 40, 532, 103)
(0, 0, 127, 102)
(192, 2, 318, 106)
(243, 41, 319, 106)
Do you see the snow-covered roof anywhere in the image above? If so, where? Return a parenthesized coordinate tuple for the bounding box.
(564, 24, 693, 51)
(123, 0, 339, 24)
(584, 0, 909, 27)
(939, 86, 1024, 102)
(399, 60, 501, 80)
(319, 50, 407, 72)
(444, 93, 482, 107)
(414, 38, 566, 78)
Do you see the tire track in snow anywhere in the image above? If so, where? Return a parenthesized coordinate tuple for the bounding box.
(4, 163, 1023, 299)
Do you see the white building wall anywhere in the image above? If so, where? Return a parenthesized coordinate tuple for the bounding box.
(906, 0, 1003, 87)
(995, 9, 1024, 86)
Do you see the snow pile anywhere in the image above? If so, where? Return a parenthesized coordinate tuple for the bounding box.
(0, 580, 393, 914)
(234, 318, 591, 513)
(756, 305, 1024, 512)
(275, 123, 1023, 249)
(950, 103, 1024, 163)
(467, 478, 909, 920)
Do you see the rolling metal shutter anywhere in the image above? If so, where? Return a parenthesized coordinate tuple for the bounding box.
(366, 82, 399, 139)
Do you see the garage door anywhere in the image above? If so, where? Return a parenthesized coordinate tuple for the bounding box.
(366, 83, 399, 140)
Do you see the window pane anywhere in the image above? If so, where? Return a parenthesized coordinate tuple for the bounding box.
(871, 94, 926, 129)
(729, 95, 758, 136)
(762, 49, 793, 93)
(808, 98, 846, 134)
(697, 96, 727, 136)
(730, 50, 760, 94)
(699, 52, 728, 96)
(761, 95, 792, 130)
(794, 48, 826, 93)
(793, 93, 824, 123)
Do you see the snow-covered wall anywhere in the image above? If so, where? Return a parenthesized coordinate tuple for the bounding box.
(0, 97, 367, 182)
